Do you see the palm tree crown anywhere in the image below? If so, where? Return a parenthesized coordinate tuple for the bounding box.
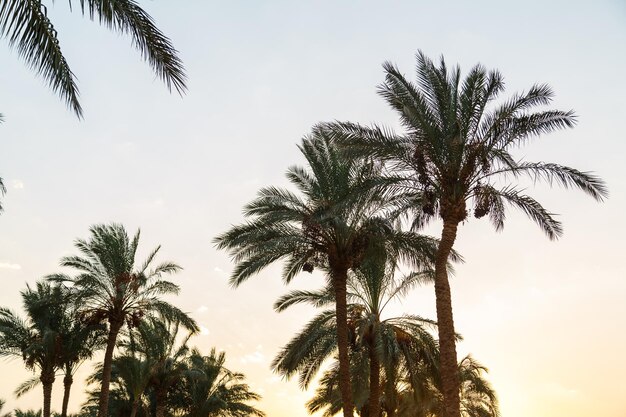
(48, 223, 197, 417)
(215, 131, 438, 417)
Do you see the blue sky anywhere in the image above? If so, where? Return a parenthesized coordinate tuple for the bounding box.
(1, 1, 625, 416)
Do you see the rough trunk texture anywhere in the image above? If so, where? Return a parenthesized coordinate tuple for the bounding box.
(98, 320, 122, 417)
(332, 268, 354, 417)
(41, 370, 55, 417)
(61, 372, 73, 417)
(434, 220, 461, 417)
(368, 341, 381, 417)
(155, 389, 167, 417)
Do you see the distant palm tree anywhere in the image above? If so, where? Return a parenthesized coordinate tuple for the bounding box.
(322, 51, 608, 417)
(215, 132, 437, 417)
(129, 318, 194, 417)
(12, 286, 107, 417)
(48, 223, 198, 417)
(274, 258, 439, 417)
(395, 356, 499, 417)
(0, 282, 65, 417)
(173, 348, 265, 417)
(13, 410, 41, 417)
(0, 0, 187, 118)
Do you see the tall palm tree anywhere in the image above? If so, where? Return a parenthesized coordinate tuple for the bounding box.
(215, 132, 437, 417)
(0, 0, 186, 118)
(0, 282, 65, 417)
(172, 348, 265, 417)
(48, 223, 198, 417)
(322, 51, 608, 417)
(273, 258, 439, 417)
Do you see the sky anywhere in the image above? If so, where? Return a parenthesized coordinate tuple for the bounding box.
(0, 0, 625, 416)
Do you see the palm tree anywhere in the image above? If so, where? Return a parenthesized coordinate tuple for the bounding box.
(321, 51, 608, 417)
(129, 318, 195, 417)
(215, 132, 437, 417)
(12, 286, 107, 417)
(173, 348, 265, 417)
(57, 310, 107, 417)
(273, 258, 440, 417)
(0, 282, 65, 417)
(0, 0, 186, 118)
(86, 354, 153, 417)
(310, 354, 499, 417)
(48, 223, 198, 417)
(394, 356, 499, 417)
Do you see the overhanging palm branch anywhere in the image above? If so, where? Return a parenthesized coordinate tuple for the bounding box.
(0, 0, 186, 117)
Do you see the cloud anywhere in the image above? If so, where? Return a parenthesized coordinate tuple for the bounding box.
(11, 180, 24, 189)
(240, 345, 265, 364)
(214, 266, 225, 274)
(199, 325, 210, 336)
(0, 261, 21, 270)
(196, 305, 209, 314)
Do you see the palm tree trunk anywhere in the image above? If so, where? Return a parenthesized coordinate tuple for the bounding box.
(368, 340, 381, 417)
(41, 370, 55, 417)
(61, 372, 73, 417)
(434, 219, 461, 417)
(332, 268, 354, 417)
(155, 389, 167, 417)
(129, 399, 140, 417)
(98, 320, 122, 417)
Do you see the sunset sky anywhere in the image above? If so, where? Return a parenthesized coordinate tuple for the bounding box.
(1, 1, 625, 416)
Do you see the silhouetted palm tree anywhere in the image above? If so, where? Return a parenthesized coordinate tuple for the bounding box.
(322, 51, 607, 417)
(173, 348, 265, 417)
(0, 282, 65, 417)
(48, 223, 197, 417)
(274, 257, 439, 417)
(11, 285, 106, 417)
(215, 132, 437, 417)
(0, 0, 187, 117)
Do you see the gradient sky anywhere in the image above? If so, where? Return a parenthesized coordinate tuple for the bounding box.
(1, 1, 625, 416)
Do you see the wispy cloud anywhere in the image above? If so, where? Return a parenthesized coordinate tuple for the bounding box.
(11, 180, 24, 189)
(196, 305, 209, 314)
(0, 261, 21, 270)
(240, 345, 265, 364)
(199, 325, 210, 336)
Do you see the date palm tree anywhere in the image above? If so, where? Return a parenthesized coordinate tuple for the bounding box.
(12, 285, 107, 417)
(215, 132, 438, 417)
(0, 282, 65, 417)
(129, 318, 194, 417)
(322, 51, 608, 417)
(274, 257, 439, 417)
(48, 223, 198, 417)
(173, 348, 265, 417)
(0, 0, 186, 118)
